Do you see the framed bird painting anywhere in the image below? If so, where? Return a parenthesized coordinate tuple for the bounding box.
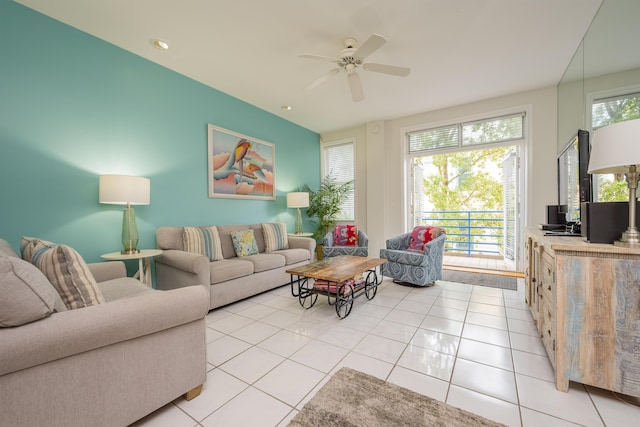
(208, 124, 276, 200)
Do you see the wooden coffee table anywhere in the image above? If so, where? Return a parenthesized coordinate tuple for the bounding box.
(286, 255, 386, 318)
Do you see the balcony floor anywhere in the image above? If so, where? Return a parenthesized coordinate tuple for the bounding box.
(444, 254, 518, 274)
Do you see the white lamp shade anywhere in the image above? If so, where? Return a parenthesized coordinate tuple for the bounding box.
(589, 119, 640, 174)
(99, 175, 150, 205)
(287, 192, 309, 208)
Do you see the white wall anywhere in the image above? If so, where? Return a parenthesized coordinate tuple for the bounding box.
(322, 86, 559, 268)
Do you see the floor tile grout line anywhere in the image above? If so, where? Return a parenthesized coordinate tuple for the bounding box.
(199, 279, 618, 427)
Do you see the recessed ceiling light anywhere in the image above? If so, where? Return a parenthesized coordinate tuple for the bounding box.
(151, 39, 169, 50)
(281, 105, 293, 111)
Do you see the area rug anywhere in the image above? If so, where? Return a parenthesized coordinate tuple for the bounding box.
(440, 270, 517, 290)
(289, 367, 506, 427)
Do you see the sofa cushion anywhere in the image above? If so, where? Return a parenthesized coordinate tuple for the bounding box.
(97, 277, 154, 302)
(0, 256, 66, 327)
(183, 226, 223, 261)
(380, 249, 429, 267)
(210, 258, 254, 284)
(29, 241, 106, 310)
(231, 229, 259, 257)
(242, 253, 286, 273)
(0, 239, 20, 258)
(156, 226, 185, 251)
(273, 248, 311, 265)
(262, 222, 289, 252)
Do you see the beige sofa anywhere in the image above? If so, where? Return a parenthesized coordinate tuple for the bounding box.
(0, 239, 209, 427)
(155, 224, 316, 310)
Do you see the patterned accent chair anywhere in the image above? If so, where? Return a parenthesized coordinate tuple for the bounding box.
(322, 227, 369, 258)
(379, 227, 446, 286)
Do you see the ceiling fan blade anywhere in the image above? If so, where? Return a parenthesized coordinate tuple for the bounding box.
(363, 62, 410, 77)
(306, 68, 341, 90)
(347, 71, 364, 102)
(299, 53, 339, 63)
(354, 34, 386, 60)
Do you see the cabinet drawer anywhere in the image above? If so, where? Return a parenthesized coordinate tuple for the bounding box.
(541, 251, 555, 303)
(540, 300, 556, 367)
(542, 327, 555, 368)
(541, 275, 553, 304)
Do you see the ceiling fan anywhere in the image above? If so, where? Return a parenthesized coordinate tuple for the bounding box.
(299, 34, 410, 102)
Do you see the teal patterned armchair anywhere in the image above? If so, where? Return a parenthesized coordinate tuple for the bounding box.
(379, 227, 446, 286)
(322, 229, 369, 258)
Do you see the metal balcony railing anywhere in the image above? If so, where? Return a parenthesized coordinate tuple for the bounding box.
(417, 210, 504, 257)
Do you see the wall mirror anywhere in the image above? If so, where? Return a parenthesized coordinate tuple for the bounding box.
(558, 0, 640, 147)
(557, 0, 640, 204)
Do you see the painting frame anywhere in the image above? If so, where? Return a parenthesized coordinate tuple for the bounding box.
(208, 124, 276, 200)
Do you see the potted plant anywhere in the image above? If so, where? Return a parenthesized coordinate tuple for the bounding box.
(302, 176, 353, 259)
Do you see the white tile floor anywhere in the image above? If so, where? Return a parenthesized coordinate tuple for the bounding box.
(132, 278, 640, 427)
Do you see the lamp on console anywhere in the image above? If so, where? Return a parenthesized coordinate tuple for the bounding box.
(287, 192, 309, 235)
(99, 174, 150, 254)
(588, 119, 640, 247)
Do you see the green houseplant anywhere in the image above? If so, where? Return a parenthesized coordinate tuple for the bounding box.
(302, 176, 353, 258)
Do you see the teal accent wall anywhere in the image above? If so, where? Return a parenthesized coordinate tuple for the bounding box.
(0, 1, 320, 263)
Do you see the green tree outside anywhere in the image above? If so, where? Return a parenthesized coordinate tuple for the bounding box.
(417, 146, 511, 256)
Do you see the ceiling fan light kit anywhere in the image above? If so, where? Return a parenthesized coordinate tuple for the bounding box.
(300, 34, 410, 102)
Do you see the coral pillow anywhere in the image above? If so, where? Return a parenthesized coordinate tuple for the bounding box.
(334, 225, 358, 246)
(408, 226, 444, 252)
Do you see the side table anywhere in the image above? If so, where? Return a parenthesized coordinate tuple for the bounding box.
(288, 232, 314, 237)
(101, 249, 163, 287)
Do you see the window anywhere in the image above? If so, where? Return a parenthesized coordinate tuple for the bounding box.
(591, 91, 640, 202)
(592, 92, 640, 130)
(321, 139, 355, 221)
(409, 113, 525, 155)
(406, 111, 526, 269)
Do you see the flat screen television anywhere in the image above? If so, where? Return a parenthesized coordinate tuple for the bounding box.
(557, 129, 592, 222)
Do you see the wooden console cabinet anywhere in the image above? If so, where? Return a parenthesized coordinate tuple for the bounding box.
(524, 228, 640, 397)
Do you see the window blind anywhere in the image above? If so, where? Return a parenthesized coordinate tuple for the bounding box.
(408, 113, 525, 154)
(323, 141, 355, 221)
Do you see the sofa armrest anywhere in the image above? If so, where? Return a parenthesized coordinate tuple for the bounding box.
(423, 233, 447, 256)
(156, 250, 209, 274)
(155, 249, 211, 293)
(0, 286, 209, 376)
(322, 232, 334, 247)
(358, 230, 369, 248)
(88, 261, 126, 282)
(288, 236, 316, 256)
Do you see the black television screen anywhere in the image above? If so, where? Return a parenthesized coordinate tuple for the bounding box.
(558, 130, 592, 222)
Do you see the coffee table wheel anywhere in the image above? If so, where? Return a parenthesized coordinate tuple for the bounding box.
(298, 286, 318, 309)
(336, 284, 354, 319)
(364, 271, 378, 300)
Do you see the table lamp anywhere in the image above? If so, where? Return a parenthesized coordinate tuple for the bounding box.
(287, 192, 309, 235)
(99, 174, 150, 254)
(589, 119, 640, 247)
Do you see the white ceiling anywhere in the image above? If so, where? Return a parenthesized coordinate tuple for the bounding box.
(16, 0, 603, 134)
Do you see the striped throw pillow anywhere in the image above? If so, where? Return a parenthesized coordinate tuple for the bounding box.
(262, 222, 289, 252)
(29, 241, 105, 310)
(20, 236, 55, 263)
(182, 226, 223, 261)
